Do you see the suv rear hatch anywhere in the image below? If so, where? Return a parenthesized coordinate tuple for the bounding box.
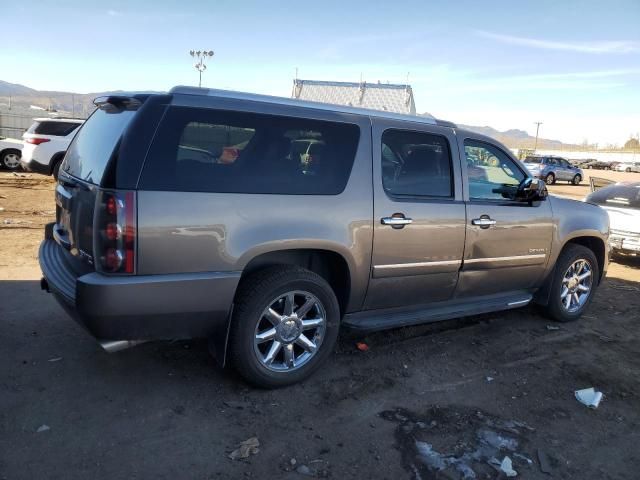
(54, 96, 141, 274)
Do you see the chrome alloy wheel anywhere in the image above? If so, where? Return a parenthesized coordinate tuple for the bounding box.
(560, 259, 593, 313)
(253, 291, 326, 372)
(3, 152, 20, 169)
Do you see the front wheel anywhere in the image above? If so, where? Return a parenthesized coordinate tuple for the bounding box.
(572, 174, 581, 185)
(228, 266, 340, 388)
(1, 150, 21, 170)
(626, 167, 631, 173)
(544, 244, 599, 322)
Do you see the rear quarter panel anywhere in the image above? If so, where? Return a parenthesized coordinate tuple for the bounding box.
(136, 116, 373, 312)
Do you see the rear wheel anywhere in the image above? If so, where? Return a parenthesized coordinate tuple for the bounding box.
(228, 266, 340, 388)
(626, 167, 632, 173)
(52, 159, 62, 180)
(544, 244, 599, 322)
(571, 174, 581, 185)
(545, 172, 556, 185)
(1, 150, 21, 170)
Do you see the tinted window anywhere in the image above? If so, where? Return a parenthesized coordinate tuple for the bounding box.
(381, 129, 453, 198)
(140, 107, 360, 195)
(29, 121, 81, 136)
(464, 139, 526, 200)
(587, 183, 640, 210)
(62, 107, 136, 184)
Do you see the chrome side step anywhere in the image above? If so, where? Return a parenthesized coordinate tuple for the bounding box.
(98, 340, 147, 353)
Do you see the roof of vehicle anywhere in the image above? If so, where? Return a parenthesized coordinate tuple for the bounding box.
(169, 86, 456, 128)
(33, 117, 84, 124)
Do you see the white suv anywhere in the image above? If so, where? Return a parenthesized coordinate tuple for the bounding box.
(0, 137, 24, 171)
(20, 118, 83, 178)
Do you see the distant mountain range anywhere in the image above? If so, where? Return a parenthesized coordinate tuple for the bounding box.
(456, 123, 564, 150)
(0, 80, 568, 149)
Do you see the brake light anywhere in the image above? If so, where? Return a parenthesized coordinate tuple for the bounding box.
(25, 137, 51, 145)
(97, 191, 136, 274)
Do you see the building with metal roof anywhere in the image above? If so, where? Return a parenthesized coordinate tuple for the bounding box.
(291, 79, 416, 115)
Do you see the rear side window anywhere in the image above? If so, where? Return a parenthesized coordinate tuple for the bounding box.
(28, 121, 81, 136)
(381, 129, 453, 198)
(62, 108, 136, 184)
(140, 107, 360, 195)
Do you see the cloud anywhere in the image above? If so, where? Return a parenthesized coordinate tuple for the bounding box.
(477, 30, 640, 54)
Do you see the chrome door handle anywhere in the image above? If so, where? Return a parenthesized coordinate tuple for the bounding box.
(381, 215, 413, 229)
(472, 217, 496, 228)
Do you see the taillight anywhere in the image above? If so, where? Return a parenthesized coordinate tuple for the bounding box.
(25, 137, 51, 145)
(96, 191, 136, 274)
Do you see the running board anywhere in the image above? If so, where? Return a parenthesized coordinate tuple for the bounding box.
(343, 292, 533, 333)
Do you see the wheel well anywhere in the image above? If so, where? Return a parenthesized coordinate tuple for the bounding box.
(240, 249, 351, 314)
(1, 148, 21, 157)
(565, 236, 605, 283)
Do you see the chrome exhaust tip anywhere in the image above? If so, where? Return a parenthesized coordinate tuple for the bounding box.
(98, 339, 146, 353)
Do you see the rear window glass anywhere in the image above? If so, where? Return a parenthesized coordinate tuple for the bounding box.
(140, 107, 360, 195)
(28, 121, 81, 136)
(587, 183, 640, 209)
(62, 108, 136, 184)
(524, 157, 543, 163)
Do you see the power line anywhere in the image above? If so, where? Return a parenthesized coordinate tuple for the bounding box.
(533, 122, 543, 151)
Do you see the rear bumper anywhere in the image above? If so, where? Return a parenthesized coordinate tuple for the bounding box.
(20, 157, 51, 175)
(39, 237, 240, 341)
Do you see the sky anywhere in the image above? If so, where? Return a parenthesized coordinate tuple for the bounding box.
(2, 0, 639, 145)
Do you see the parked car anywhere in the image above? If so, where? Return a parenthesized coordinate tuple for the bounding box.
(39, 88, 609, 388)
(523, 155, 584, 185)
(583, 160, 611, 170)
(20, 118, 84, 178)
(615, 162, 640, 173)
(0, 136, 23, 171)
(586, 181, 640, 257)
(568, 158, 592, 167)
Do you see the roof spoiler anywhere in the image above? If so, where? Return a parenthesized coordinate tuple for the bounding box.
(93, 95, 143, 110)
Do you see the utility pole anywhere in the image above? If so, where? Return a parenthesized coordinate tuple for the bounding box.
(189, 50, 214, 88)
(533, 122, 543, 151)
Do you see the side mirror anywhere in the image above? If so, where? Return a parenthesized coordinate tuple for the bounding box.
(517, 178, 548, 204)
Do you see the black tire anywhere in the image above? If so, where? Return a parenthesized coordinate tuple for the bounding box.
(228, 266, 340, 388)
(1, 149, 21, 170)
(626, 167, 631, 173)
(544, 244, 599, 322)
(572, 174, 581, 185)
(545, 172, 556, 185)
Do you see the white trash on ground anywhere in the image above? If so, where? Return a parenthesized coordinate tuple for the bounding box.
(575, 387, 603, 409)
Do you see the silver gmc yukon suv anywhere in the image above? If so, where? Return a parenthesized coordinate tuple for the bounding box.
(39, 87, 609, 388)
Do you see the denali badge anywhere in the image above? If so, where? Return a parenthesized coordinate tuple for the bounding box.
(529, 248, 546, 254)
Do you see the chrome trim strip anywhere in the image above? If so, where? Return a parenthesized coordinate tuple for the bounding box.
(507, 299, 531, 307)
(374, 260, 462, 271)
(464, 254, 546, 264)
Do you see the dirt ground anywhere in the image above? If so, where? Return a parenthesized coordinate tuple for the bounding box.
(1, 169, 639, 479)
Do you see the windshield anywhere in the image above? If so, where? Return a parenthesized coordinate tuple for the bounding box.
(62, 106, 136, 184)
(586, 183, 640, 210)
